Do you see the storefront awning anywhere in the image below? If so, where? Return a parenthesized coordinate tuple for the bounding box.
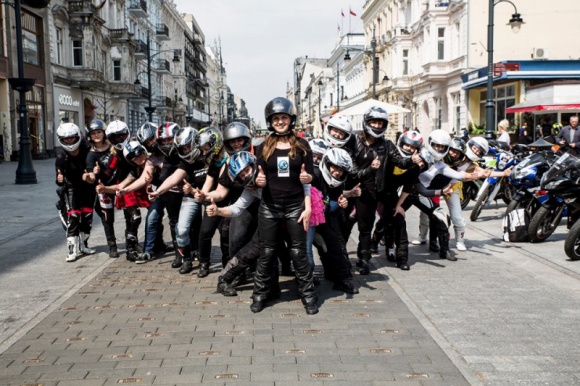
(506, 102, 580, 113)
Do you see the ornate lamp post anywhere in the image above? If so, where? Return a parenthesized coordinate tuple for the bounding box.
(484, 0, 524, 139)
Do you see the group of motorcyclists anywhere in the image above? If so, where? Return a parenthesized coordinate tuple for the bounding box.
(56, 96, 541, 315)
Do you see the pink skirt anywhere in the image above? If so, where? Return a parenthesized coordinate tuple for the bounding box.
(310, 187, 326, 227)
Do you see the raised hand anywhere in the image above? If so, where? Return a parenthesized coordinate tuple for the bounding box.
(182, 179, 194, 195)
(371, 156, 380, 169)
(255, 165, 266, 187)
(206, 198, 218, 217)
(351, 183, 361, 197)
(56, 169, 64, 184)
(93, 161, 100, 175)
(193, 187, 206, 203)
(411, 151, 425, 168)
(299, 163, 312, 184)
(96, 179, 105, 194)
(338, 194, 348, 208)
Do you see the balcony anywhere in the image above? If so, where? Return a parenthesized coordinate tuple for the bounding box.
(156, 23, 169, 41)
(109, 28, 131, 42)
(193, 33, 203, 44)
(134, 39, 147, 59)
(68, 0, 96, 14)
(69, 68, 106, 90)
(108, 82, 138, 98)
(154, 59, 170, 74)
(128, 0, 147, 18)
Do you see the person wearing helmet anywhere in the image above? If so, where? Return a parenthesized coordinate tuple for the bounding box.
(410, 129, 485, 261)
(251, 96, 318, 315)
(105, 120, 130, 151)
(324, 115, 352, 148)
(55, 122, 97, 262)
(136, 122, 159, 153)
(223, 121, 253, 155)
(344, 106, 423, 275)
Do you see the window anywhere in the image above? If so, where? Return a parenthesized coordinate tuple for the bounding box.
(113, 60, 121, 81)
(453, 93, 461, 132)
(437, 27, 445, 60)
(402, 49, 409, 76)
(22, 11, 42, 65)
(56, 28, 62, 64)
(72, 40, 83, 66)
(479, 84, 516, 129)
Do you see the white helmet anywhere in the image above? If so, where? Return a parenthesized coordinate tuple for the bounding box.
(320, 147, 353, 188)
(122, 140, 148, 165)
(466, 137, 489, 161)
(309, 138, 330, 157)
(324, 115, 352, 148)
(425, 129, 451, 161)
(106, 120, 130, 151)
(57, 122, 82, 152)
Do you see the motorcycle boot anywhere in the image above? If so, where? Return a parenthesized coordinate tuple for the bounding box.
(172, 246, 186, 269)
(197, 262, 210, 278)
(178, 246, 194, 274)
(217, 276, 237, 297)
(358, 250, 372, 275)
(439, 234, 457, 261)
(79, 233, 96, 255)
(66, 236, 79, 262)
(125, 231, 139, 262)
(107, 240, 119, 258)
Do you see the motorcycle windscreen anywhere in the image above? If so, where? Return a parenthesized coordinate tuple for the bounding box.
(540, 153, 580, 186)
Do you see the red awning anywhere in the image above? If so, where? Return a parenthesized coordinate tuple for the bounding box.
(506, 103, 580, 113)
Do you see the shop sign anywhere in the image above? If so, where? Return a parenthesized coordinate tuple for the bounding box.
(58, 94, 80, 107)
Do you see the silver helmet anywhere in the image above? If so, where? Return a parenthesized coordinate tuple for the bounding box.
(320, 147, 353, 188)
(324, 115, 352, 148)
(174, 126, 201, 164)
(223, 122, 252, 155)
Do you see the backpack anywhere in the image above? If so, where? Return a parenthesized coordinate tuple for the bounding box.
(502, 208, 529, 242)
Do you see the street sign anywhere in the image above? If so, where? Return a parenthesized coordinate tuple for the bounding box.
(494, 62, 520, 76)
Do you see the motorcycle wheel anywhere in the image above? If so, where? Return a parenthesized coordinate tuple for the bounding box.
(564, 220, 580, 260)
(460, 183, 477, 210)
(470, 185, 491, 222)
(528, 206, 564, 243)
(505, 197, 528, 215)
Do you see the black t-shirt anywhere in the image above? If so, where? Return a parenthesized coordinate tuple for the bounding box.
(257, 138, 313, 203)
(55, 141, 90, 185)
(178, 159, 208, 195)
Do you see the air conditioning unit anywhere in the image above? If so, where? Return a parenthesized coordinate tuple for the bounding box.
(532, 47, 548, 60)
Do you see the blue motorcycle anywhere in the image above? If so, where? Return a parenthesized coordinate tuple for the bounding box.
(470, 147, 517, 222)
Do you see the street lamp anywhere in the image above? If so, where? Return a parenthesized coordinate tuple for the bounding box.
(485, 0, 524, 139)
(134, 32, 180, 122)
(8, 0, 50, 184)
(344, 27, 379, 99)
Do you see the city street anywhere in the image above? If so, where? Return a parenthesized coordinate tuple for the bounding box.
(0, 158, 579, 385)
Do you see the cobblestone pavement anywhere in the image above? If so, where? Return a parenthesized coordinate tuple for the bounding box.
(2, 159, 580, 385)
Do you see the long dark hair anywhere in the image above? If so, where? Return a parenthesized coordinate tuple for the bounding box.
(262, 130, 308, 162)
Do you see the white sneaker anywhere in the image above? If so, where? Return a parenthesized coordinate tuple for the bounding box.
(411, 237, 427, 246)
(456, 242, 467, 251)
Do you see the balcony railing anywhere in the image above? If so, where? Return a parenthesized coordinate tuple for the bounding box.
(165, 96, 172, 107)
(134, 40, 147, 59)
(68, 0, 96, 13)
(155, 59, 170, 74)
(156, 23, 169, 40)
(128, 0, 147, 18)
(109, 28, 131, 42)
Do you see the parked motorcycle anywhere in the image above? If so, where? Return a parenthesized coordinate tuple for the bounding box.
(533, 153, 580, 256)
(470, 147, 517, 221)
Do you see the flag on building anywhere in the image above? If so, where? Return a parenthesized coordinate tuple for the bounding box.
(349, 7, 357, 16)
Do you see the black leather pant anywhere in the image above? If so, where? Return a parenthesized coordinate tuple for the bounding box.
(60, 181, 95, 237)
(380, 192, 410, 264)
(253, 199, 316, 304)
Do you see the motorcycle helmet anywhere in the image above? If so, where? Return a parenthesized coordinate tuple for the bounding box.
(87, 119, 107, 143)
(123, 140, 148, 166)
(320, 147, 353, 188)
(105, 120, 130, 151)
(466, 137, 489, 161)
(425, 129, 451, 161)
(174, 126, 201, 164)
(309, 138, 330, 166)
(264, 97, 296, 134)
(196, 127, 224, 164)
(397, 130, 423, 156)
(57, 122, 82, 152)
(137, 122, 158, 151)
(156, 122, 180, 156)
(223, 122, 252, 155)
(324, 115, 352, 148)
(363, 106, 389, 138)
(227, 151, 258, 187)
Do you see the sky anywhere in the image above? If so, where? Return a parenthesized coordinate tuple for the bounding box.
(173, 0, 364, 127)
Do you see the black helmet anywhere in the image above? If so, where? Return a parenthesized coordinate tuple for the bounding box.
(363, 106, 389, 138)
(87, 119, 107, 143)
(264, 97, 296, 133)
(445, 138, 467, 166)
(223, 122, 252, 155)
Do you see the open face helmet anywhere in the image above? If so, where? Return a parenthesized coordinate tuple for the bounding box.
(196, 127, 224, 164)
(57, 122, 82, 152)
(174, 126, 201, 164)
(425, 129, 451, 161)
(223, 122, 252, 155)
(227, 151, 258, 187)
(123, 140, 148, 166)
(156, 122, 180, 156)
(264, 97, 296, 134)
(137, 122, 158, 152)
(105, 120, 130, 151)
(397, 130, 423, 156)
(363, 106, 389, 138)
(309, 138, 330, 166)
(324, 115, 352, 148)
(320, 147, 353, 188)
(444, 138, 467, 166)
(466, 137, 489, 161)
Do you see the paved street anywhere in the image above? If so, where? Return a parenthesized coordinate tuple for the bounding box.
(0, 158, 579, 385)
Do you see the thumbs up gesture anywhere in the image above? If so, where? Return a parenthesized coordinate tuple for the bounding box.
(182, 179, 194, 195)
(206, 198, 218, 217)
(92, 161, 100, 175)
(96, 179, 105, 194)
(56, 169, 64, 184)
(338, 194, 348, 208)
(351, 183, 361, 197)
(299, 163, 312, 184)
(371, 156, 381, 169)
(193, 187, 206, 203)
(255, 165, 266, 187)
